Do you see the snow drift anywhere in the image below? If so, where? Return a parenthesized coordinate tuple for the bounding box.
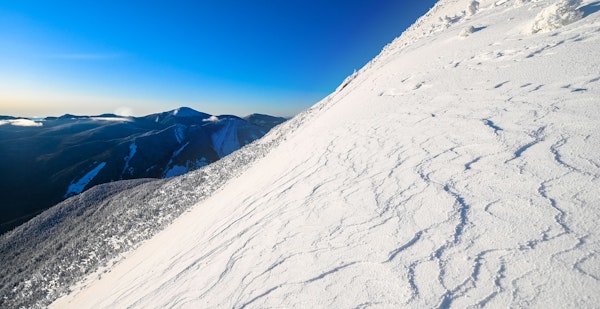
(2, 0, 600, 307)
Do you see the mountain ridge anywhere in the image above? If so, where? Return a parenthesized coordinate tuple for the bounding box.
(0, 107, 286, 234)
(2, 0, 600, 307)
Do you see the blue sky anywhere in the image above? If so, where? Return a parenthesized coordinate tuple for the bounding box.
(0, 0, 437, 117)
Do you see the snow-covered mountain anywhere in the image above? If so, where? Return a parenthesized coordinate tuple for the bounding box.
(2, 0, 600, 307)
(0, 108, 286, 234)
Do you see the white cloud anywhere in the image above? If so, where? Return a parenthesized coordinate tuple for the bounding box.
(90, 117, 133, 122)
(203, 115, 220, 122)
(0, 119, 43, 127)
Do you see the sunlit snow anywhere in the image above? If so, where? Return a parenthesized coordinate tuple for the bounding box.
(3, 0, 600, 308)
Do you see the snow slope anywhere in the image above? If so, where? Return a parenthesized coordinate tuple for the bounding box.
(211, 118, 242, 158)
(64, 162, 107, 198)
(48, 0, 599, 307)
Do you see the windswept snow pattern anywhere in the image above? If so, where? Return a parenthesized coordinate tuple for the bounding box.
(212, 119, 241, 157)
(3, 0, 600, 308)
(64, 162, 106, 198)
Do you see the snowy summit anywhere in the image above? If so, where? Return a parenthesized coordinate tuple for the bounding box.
(2, 0, 599, 308)
(171, 107, 207, 117)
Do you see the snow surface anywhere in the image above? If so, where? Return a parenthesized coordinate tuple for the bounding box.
(163, 158, 211, 179)
(531, 0, 583, 33)
(64, 162, 106, 198)
(163, 142, 190, 178)
(48, 0, 600, 307)
(211, 118, 241, 158)
(121, 143, 137, 177)
(164, 165, 188, 178)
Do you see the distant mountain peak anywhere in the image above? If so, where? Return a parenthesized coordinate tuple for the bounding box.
(57, 114, 83, 119)
(94, 113, 121, 118)
(172, 107, 205, 117)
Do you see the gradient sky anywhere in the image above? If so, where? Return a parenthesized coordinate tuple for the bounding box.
(0, 0, 438, 117)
